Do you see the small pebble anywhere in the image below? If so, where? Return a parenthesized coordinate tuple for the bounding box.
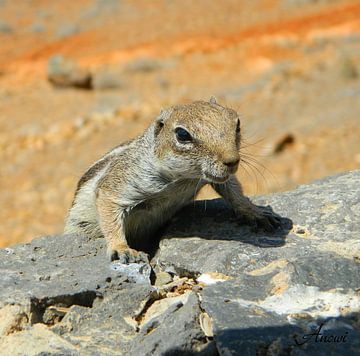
(154, 271, 173, 286)
(4, 248, 14, 255)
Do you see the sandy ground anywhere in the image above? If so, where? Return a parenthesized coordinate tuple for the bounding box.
(0, 0, 359, 246)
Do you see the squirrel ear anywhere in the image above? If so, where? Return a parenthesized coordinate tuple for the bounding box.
(154, 108, 172, 136)
(209, 96, 217, 105)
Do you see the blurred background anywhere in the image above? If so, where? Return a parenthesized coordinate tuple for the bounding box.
(0, 0, 359, 247)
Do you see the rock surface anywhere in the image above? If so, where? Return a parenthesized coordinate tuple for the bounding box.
(0, 170, 359, 355)
(47, 55, 92, 89)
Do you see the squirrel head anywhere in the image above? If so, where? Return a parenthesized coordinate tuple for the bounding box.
(153, 99, 241, 183)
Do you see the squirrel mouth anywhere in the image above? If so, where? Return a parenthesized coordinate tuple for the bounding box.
(203, 172, 229, 183)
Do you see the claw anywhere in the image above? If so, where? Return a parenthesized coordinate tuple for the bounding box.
(239, 207, 282, 232)
(109, 249, 120, 262)
(107, 245, 149, 264)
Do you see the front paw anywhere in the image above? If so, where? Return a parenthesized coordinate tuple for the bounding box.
(239, 206, 282, 232)
(107, 245, 149, 264)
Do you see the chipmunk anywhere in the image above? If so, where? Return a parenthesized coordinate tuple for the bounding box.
(64, 98, 281, 263)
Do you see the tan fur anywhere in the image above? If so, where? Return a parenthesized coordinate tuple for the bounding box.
(64, 99, 281, 263)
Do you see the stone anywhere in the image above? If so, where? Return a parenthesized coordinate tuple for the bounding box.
(110, 261, 152, 284)
(47, 55, 92, 89)
(0, 170, 359, 354)
(154, 271, 173, 286)
(30, 22, 45, 33)
(0, 323, 78, 355)
(0, 305, 28, 336)
(55, 23, 79, 38)
(125, 57, 162, 73)
(129, 292, 214, 355)
(124, 57, 171, 73)
(197, 272, 233, 285)
(0, 21, 13, 34)
(339, 56, 358, 80)
(51, 286, 154, 354)
(199, 311, 214, 337)
(92, 68, 124, 90)
(137, 291, 191, 330)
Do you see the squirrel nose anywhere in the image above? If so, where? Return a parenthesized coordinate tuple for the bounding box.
(223, 157, 240, 168)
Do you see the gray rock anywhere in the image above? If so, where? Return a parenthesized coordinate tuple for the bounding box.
(282, 0, 332, 6)
(125, 57, 161, 72)
(30, 22, 45, 33)
(156, 170, 359, 277)
(90, 93, 124, 114)
(0, 20, 12, 34)
(155, 170, 360, 354)
(110, 261, 151, 284)
(52, 286, 154, 354)
(124, 57, 173, 73)
(55, 23, 79, 38)
(92, 68, 124, 90)
(202, 281, 360, 355)
(339, 56, 358, 80)
(129, 292, 214, 355)
(80, 0, 121, 19)
(0, 232, 155, 354)
(47, 55, 92, 89)
(154, 271, 173, 286)
(36, 9, 51, 19)
(0, 170, 359, 354)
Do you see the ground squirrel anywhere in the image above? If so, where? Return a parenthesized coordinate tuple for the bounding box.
(65, 98, 281, 263)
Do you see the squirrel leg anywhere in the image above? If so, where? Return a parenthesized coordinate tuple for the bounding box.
(96, 189, 148, 263)
(211, 175, 282, 232)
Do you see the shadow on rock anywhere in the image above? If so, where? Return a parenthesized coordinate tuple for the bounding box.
(163, 198, 292, 246)
(164, 314, 360, 355)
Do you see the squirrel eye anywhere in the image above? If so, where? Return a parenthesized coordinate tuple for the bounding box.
(236, 119, 240, 133)
(175, 127, 192, 142)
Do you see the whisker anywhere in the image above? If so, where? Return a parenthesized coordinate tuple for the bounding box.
(240, 158, 271, 193)
(238, 161, 253, 181)
(241, 158, 267, 181)
(234, 115, 278, 192)
(238, 161, 258, 193)
(240, 148, 271, 158)
(241, 137, 268, 150)
(193, 178, 203, 206)
(240, 153, 278, 185)
(241, 159, 261, 194)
